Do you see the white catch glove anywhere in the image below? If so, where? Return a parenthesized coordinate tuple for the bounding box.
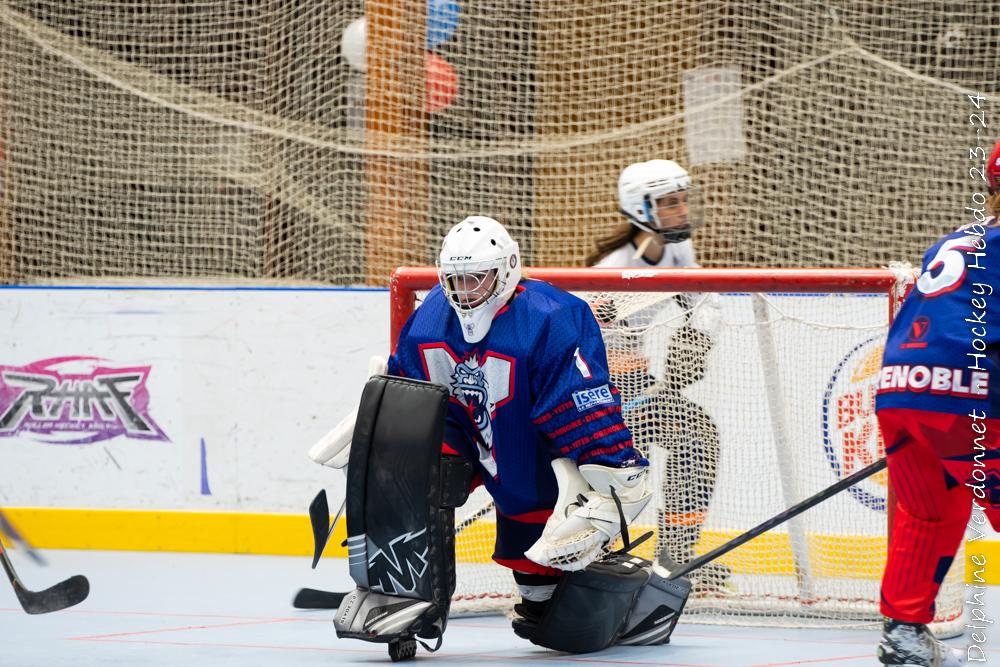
(525, 458, 651, 571)
(308, 355, 387, 468)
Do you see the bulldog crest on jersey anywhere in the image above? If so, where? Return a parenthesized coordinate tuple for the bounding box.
(420, 345, 513, 478)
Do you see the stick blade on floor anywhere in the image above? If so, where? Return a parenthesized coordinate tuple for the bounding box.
(1, 542, 90, 615)
(293, 587, 346, 610)
(15, 573, 90, 615)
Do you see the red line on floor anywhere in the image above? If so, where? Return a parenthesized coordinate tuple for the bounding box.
(0, 606, 329, 622)
(68, 617, 295, 641)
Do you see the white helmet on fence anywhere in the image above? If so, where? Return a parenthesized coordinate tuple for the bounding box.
(437, 216, 522, 344)
(618, 159, 702, 243)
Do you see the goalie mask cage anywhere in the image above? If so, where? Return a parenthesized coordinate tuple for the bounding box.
(391, 267, 965, 635)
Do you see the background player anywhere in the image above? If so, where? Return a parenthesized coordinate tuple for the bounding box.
(872, 140, 1000, 666)
(586, 159, 702, 270)
(312, 215, 657, 646)
(585, 159, 726, 590)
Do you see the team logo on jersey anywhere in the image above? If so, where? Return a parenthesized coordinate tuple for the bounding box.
(0, 356, 169, 445)
(420, 344, 514, 478)
(901, 316, 930, 349)
(822, 337, 887, 512)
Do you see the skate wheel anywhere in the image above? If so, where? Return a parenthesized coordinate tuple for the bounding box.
(388, 638, 417, 662)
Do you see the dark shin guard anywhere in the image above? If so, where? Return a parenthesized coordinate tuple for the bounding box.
(334, 376, 471, 650)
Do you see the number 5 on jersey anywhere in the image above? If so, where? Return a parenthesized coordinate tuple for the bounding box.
(916, 235, 979, 297)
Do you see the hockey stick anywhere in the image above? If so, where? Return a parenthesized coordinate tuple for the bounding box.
(293, 498, 496, 610)
(308, 489, 346, 570)
(293, 587, 348, 610)
(0, 510, 46, 566)
(0, 536, 89, 614)
(667, 457, 887, 580)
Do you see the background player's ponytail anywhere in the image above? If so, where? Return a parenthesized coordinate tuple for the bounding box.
(586, 222, 638, 267)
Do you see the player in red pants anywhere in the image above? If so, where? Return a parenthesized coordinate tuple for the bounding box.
(874, 140, 1000, 666)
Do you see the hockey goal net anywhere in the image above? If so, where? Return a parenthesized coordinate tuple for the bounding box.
(390, 266, 965, 633)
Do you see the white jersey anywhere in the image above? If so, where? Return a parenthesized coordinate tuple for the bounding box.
(590, 238, 718, 384)
(593, 239, 698, 268)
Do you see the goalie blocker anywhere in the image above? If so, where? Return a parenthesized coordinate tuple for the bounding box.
(333, 375, 473, 656)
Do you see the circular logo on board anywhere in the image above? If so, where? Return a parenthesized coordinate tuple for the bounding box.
(821, 336, 888, 512)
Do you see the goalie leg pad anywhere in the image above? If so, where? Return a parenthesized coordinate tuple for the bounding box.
(335, 589, 434, 642)
(512, 553, 649, 653)
(616, 564, 692, 646)
(334, 375, 456, 645)
(512, 554, 692, 653)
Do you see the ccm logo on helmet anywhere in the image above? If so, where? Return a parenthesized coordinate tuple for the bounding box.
(449, 256, 473, 261)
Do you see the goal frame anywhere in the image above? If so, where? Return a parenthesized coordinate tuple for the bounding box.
(385, 266, 958, 629)
(389, 267, 905, 348)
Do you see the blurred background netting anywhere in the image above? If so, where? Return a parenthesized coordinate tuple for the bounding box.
(0, 1, 997, 285)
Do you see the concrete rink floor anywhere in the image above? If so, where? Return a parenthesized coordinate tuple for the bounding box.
(1, 549, 997, 667)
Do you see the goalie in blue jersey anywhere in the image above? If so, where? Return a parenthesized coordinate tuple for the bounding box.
(311, 216, 692, 655)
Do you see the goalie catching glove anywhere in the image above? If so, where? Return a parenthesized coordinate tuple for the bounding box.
(525, 458, 652, 571)
(308, 355, 387, 468)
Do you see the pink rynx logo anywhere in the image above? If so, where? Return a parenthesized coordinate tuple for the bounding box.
(0, 356, 168, 445)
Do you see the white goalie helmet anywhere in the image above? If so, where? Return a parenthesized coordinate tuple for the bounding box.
(618, 159, 702, 243)
(437, 216, 522, 344)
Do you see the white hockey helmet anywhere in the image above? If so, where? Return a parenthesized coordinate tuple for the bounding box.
(618, 159, 702, 243)
(437, 216, 522, 343)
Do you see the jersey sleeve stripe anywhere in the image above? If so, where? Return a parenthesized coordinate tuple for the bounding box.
(577, 441, 632, 463)
(558, 422, 631, 455)
(544, 405, 621, 438)
(531, 398, 576, 425)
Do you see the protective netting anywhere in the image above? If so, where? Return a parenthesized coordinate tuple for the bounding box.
(0, 2, 997, 284)
(444, 275, 963, 634)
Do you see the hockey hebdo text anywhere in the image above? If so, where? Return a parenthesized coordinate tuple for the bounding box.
(965, 91, 990, 663)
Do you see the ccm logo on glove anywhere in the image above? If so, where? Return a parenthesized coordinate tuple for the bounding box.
(572, 385, 614, 411)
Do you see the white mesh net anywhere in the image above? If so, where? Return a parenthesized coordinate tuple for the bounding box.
(437, 270, 963, 635)
(0, 2, 996, 284)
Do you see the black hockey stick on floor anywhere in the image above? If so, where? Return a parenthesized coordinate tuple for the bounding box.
(294, 499, 496, 610)
(667, 457, 887, 581)
(293, 587, 348, 610)
(0, 537, 89, 614)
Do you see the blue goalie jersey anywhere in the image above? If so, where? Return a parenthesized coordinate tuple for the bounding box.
(388, 279, 648, 519)
(877, 220, 1000, 417)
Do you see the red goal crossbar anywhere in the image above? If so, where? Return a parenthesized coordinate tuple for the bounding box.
(389, 267, 903, 349)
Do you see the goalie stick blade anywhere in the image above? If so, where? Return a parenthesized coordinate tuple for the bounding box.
(293, 587, 348, 610)
(14, 574, 90, 615)
(308, 489, 331, 569)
